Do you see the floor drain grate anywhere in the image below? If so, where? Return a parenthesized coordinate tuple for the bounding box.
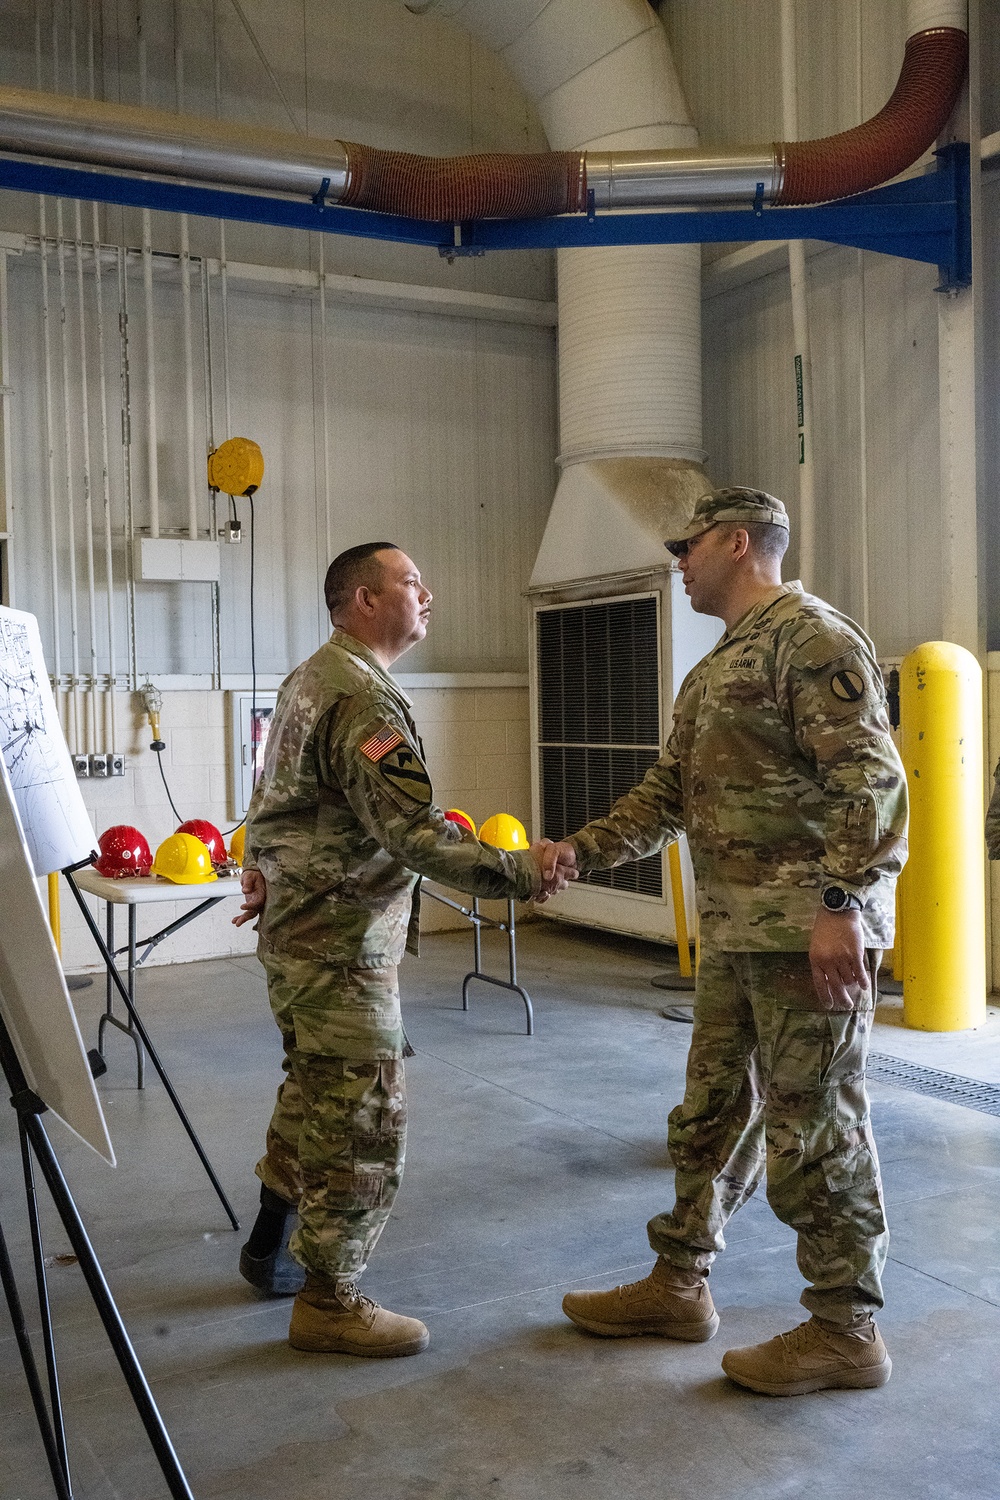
(868, 1053, 1000, 1118)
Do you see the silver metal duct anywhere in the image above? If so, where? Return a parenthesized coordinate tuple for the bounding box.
(585, 149, 781, 208)
(0, 85, 349, 201)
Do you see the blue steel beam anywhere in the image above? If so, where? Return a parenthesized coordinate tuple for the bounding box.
(0, 141, 969, 288)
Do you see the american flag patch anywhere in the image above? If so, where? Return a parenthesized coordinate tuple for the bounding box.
(359, 725, 405, 762)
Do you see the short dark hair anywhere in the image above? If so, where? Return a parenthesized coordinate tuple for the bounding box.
(721, 520, 789, 563)
(324, 543, 399, 617)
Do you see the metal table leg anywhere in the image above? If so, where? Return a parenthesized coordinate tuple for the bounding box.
(461, 897, 534, 1036)
(95, 899, 146, 1088)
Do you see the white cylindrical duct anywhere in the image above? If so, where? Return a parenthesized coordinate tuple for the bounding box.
(557, 243, 703, 464)
(415, 0, 706, 497)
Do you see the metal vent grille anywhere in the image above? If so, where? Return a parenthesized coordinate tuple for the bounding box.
(868, 1054, 1000, 1118)
(537, 597, 662, 898)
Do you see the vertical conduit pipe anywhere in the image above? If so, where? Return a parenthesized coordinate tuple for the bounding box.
(118, 245, 138, 691)
(71, 20, 98, 752)
(93, 208, 118, 751)
(138, 6, 158, 539)
(74, 199, 99, 754)
(35, 3, 62, 733)
(174, 4, 199, 542)
(141, 220, 158, 539)
(39, 203, 63, 725)
(87, 0, 118, 752)
(781, 0, 816, 593)
(202, 257, 222, 689)
(855, 0, 872, 634)
(318, 234, 332, 583)
(56, 199, 82, 752)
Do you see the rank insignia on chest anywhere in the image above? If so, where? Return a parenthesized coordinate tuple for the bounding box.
(360, 725, 405, 762)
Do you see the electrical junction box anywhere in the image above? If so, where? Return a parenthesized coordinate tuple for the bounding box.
(133, 537, 221, 583)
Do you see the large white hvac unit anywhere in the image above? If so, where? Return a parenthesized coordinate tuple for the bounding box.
(530, 565, 721, 946)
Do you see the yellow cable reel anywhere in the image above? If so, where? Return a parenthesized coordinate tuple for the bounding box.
(207, 437, 265, 497)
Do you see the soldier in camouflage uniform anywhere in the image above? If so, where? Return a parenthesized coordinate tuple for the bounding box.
(234, 542, 555, 1358)
(544, 489, 907, 1396)
(986, 765, 1000, 858)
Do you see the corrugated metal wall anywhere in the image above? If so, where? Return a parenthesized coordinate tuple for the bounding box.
(665, 0, 952, 659)
(1, 0, 558, 685)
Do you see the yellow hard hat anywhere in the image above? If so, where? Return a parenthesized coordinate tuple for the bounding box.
(151, 832, 218, 884)
(479, 813, 528, 851)
(444, 808, 477, 835)
(229, 824, 246, 865)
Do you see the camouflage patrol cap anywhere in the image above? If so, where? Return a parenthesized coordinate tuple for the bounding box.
(665, 487, 789, 556)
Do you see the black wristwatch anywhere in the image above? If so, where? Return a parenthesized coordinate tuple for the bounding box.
(821, 885, 864, 913)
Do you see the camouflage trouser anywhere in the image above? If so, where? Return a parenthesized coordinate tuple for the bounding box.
(255, 953, 406, 1282)
(648, 948, 888, 1327)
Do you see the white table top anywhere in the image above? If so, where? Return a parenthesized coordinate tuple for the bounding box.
(72, 867, 245, 905)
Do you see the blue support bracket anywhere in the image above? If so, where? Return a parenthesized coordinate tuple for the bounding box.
(0, 141, 970, 288)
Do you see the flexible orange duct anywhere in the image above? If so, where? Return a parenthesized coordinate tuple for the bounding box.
(775, 27, 967, 204)
(337, 26, 965, 222)
(340, 144, 585, 221)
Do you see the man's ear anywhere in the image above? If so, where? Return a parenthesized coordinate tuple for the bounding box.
(731, 527, 751, 561)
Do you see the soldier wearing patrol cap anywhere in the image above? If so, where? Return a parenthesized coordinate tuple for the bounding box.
(233, 542, 568, 1358)
(540, 486, 908, 1396)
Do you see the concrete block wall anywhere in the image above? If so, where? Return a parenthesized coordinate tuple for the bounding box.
(49, 678, 532, 974)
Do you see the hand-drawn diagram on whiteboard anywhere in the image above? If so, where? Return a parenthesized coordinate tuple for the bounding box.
(0, 606, 96, 876)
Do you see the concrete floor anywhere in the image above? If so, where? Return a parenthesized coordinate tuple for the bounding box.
(2, 921, 1000, 1500)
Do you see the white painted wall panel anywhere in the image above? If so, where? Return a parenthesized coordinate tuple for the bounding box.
(0, 0, 555, 303)
(703, 243, 943, 656)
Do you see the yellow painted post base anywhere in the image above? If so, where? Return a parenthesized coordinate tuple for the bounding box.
(900, 641, 986, 1031)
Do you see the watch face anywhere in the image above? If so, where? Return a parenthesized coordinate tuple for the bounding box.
(823, 887, 846, 910)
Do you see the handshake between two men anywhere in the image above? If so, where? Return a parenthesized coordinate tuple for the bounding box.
(530, 839, 579, 903)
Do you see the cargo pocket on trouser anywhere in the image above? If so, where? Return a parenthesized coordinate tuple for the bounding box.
(288, 1047, 408, 1282)
(767, 1109, 888, 1324)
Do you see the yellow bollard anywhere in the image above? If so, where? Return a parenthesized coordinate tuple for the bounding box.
(667, 841, 692, 978)
(900, 641, 986, 1031)
(47, 871, 61, 953)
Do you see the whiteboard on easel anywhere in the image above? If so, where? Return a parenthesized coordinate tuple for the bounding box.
(0, 753, 114, 1162)
(0, 606, 112, 1163)
(0, 607, 97, 874)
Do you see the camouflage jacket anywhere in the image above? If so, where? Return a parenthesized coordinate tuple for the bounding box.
(567, 583, 907, 952)
(986, 762, 1000, 858)
(245, 630, 539, 966)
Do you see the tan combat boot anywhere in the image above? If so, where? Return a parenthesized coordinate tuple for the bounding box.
(562, 1258, 719, 1341)
(721, 1317, 891, 1395)
(289, 1276, 429, 1358)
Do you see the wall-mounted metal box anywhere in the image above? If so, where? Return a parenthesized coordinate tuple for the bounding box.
(133, 537, 221, 582)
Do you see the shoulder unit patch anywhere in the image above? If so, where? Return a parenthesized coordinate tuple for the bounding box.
(377, 743, 432, 805)
(830, 668, 865, 703)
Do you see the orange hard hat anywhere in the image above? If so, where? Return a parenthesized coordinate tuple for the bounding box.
(478, 813, 528, 851)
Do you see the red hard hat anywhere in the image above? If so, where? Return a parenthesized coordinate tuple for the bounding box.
(95, 824, 153, 879)
(176, 819, 227, 865)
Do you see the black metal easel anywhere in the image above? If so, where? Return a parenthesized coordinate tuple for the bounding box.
(0, 1011, 195, 1499)
(62, 859, 240, 1232)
